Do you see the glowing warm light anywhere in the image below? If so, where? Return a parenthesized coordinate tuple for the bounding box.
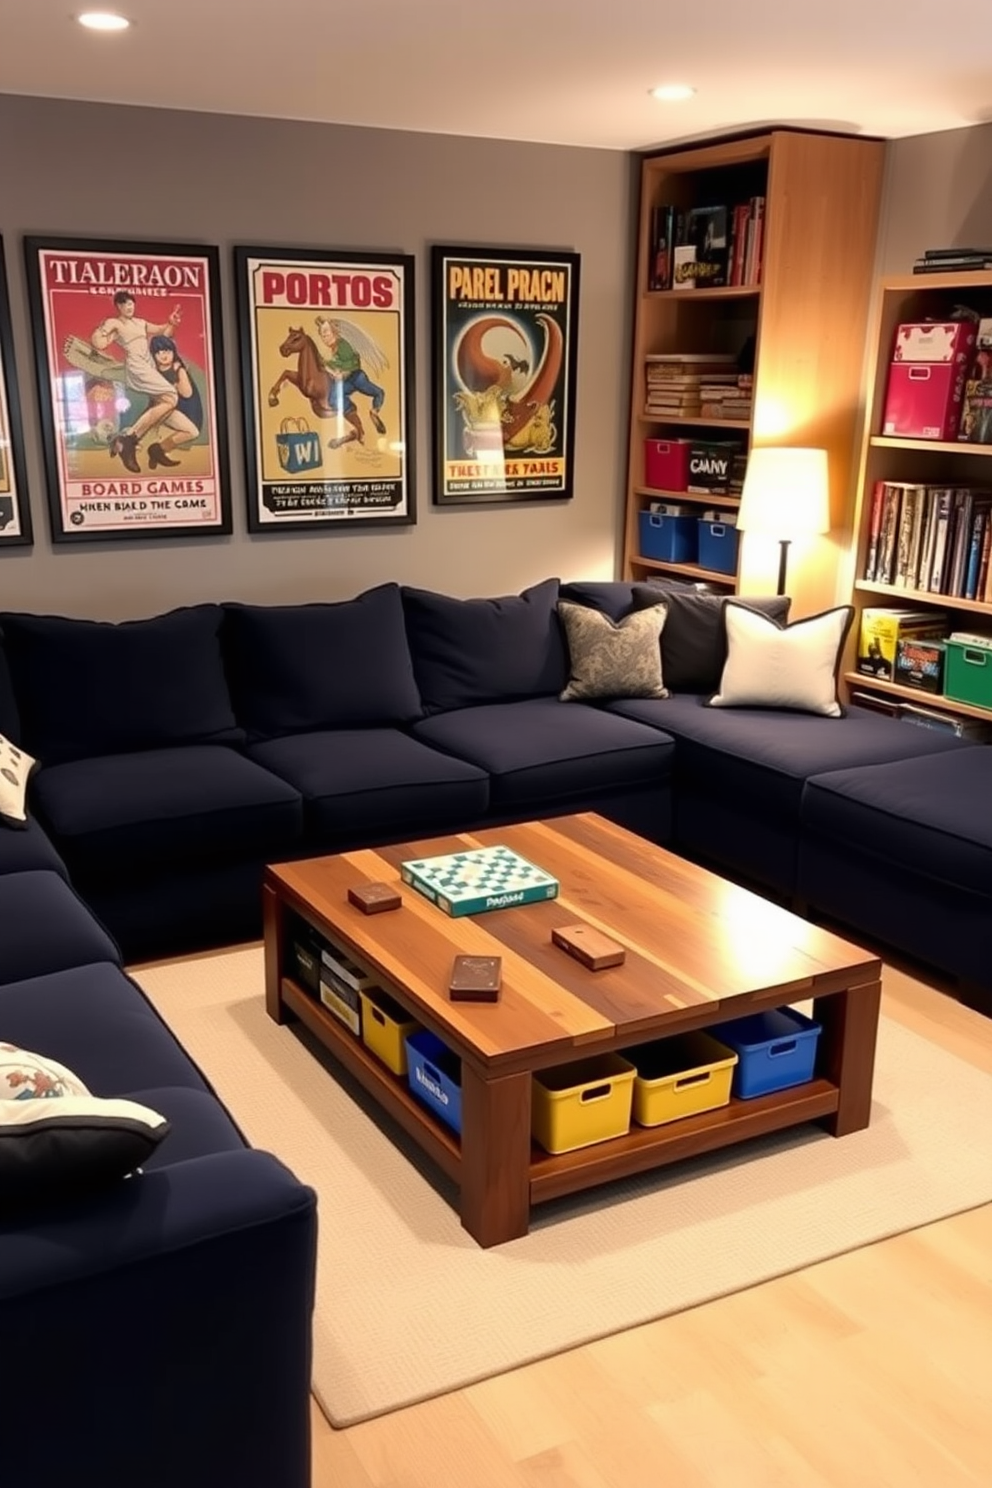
(650, 84, 696, 103)
(78, 12, 131, 31)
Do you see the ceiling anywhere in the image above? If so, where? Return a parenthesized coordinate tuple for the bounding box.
(2, 1, 991, 151)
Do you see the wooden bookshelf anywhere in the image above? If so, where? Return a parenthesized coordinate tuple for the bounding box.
(623, 130, 885, 614)
(843, 271, 992, 729)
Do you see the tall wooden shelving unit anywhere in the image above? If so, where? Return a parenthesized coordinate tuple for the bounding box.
(623, 130, 885, 617)
(842, 270, 992, 722)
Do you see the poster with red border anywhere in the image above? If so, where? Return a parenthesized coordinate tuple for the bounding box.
(24, 238, 231, 542)
(0, 238, 31, 548)
(234, 246, 416, 533)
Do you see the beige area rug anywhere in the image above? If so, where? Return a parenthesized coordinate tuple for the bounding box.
(134, 946, 992, 1428)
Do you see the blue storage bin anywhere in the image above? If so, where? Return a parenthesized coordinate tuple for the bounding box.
(697, 519, 740, 575)
(638, 510, 699, 564)
(711, 1007, 821, 1099)
(405, 1029, 463, 1134)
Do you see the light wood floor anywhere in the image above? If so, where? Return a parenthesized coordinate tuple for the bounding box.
(311, 967, 992, 1488)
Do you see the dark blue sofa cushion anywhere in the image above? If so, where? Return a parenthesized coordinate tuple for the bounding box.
(31, 746, 303, 875)
(607, 695, 968, 894)
(609, 694, 968, 822)
(411, 698, 675, 809)
(0, 605, 242, 765)
(0, 963, 208, 1096)
(223, 583, 422, 740)
(248, 728, 489, 842)
(0, 643, 19, 742)
(802, 747, 992, 897)
(0, 872, 120, 986)
(0, 817, 68, 879)
(402, 578, 568, 713)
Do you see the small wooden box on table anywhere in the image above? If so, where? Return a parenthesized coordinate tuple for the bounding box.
(264, 815, 881, 1248)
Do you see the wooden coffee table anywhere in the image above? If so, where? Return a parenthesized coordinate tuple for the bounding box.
(264, 814, 882, 1247)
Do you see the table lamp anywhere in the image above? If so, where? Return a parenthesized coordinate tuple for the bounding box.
(737, 446, 831, 596)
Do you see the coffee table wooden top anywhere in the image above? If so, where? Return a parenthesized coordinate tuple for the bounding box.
(267, 814, 880, 1074)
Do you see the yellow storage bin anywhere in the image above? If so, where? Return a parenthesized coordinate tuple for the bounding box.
(629, 1030, 738, 1127)
(532, 1053, 636, 1155)
(359, 987, 421, 1076)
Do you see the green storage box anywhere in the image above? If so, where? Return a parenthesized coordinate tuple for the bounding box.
(944, 635, 992, 711)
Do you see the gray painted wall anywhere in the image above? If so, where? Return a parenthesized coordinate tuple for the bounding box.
(876, 120, 992, 274)
(0, 94, 632, 617)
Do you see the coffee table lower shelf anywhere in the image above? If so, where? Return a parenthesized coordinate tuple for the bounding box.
(280, 976, 842, 1227)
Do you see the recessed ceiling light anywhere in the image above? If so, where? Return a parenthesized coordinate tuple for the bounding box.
(78, 11, 131, 30)
(650, 83, 696, 103)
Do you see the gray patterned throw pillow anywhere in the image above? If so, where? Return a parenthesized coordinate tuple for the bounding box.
(558, 601, 668, 702)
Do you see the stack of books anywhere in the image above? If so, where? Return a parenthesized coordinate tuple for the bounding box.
(645, 353, 739, 418)
(698, 373, 754, 421)
(912, 247, 992, 275)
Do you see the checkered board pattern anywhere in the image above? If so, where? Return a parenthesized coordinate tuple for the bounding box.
(400, 846, 559, 917)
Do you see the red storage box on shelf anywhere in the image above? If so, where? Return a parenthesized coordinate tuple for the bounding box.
(881, 321, 977, 441)
(643, 437, 692, 491)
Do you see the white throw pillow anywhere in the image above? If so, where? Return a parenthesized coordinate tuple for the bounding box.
(0, 1041, 170, 1214)
(0, 732, 35, 829)
(708, 603, 854, 717)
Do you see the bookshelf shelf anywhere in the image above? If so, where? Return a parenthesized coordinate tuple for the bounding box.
(630, 556, 736, 585)
(853, 579, 992, 617)
(869, 435, 992, 458)
(639, 414, 752, 430)
(645, 285, 762, 303)
(622, 130, 885, 611)
(843, 672, 992, 723)
(845, 270, 992, 727)
(636, 486, 741, 509)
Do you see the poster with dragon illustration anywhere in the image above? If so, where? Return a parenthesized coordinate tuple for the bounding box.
(235, 247, 415, 533)
(431, 246, 580, 504)
(24, 238, 230, 543)
(0, 239, 32, 547)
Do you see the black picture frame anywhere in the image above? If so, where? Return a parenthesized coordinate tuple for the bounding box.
(234, 245, 416, 533)
(431, 244, 580, 505)
(0, 237, 32, 548)
(23, 236, 232, 543)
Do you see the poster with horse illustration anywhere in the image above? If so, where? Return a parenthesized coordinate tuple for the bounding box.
(23, 237, 230, 542)
(0, 238, 32, 547)
(431, 245, 580, 505)
(234, 246, 415, 532)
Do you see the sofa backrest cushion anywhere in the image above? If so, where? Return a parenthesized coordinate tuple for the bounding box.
(633, 582, 792, 693)
(0, 605, 241, 765)
(402, 579, 568, 714)
(558, 580, 643, 621)
(0, 644, 20, 744)
(223, 584, 423, 738)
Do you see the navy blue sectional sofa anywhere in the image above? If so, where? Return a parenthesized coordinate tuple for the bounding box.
(0, 572, 988, 1484)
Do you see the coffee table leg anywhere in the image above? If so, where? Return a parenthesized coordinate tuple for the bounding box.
(459, 1065, 532, 1247)
(263, 884, 289, 1025)
(813, 976, 882, 1136)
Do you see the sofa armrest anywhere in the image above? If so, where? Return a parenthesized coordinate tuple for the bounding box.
(0, 1149, 318, 1488)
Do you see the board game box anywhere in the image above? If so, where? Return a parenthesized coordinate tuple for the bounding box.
(400, 845, 559, 918)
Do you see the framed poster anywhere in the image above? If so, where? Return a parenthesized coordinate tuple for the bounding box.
(431, 245, 580, 505)
(24, 237, 231, 542)
(0, 238, 32, 547)
(235, 246, 415, 532)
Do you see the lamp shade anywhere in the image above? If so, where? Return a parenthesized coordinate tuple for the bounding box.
(738, 447, 830, 538)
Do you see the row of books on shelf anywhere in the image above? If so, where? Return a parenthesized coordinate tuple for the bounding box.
(863, 481, 992, 602)
(648, 198, 765, 291)
(644, 353, 753, 420)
